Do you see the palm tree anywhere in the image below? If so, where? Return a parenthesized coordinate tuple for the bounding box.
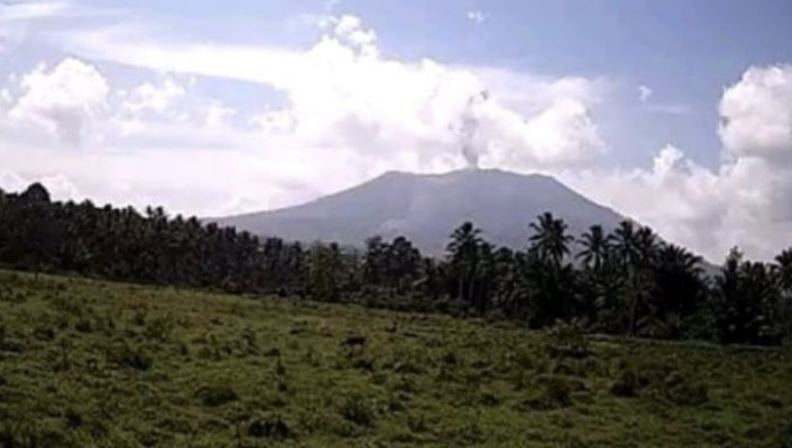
(775, 249, 792, 293)
(529, 212, 573, 267)
(578, 225, 609, 271)
(648, 244, 705, 337)
(447, 222, 482, 263)
(447, 222, 484, 310)
(608, 220, 659, 335)
(610, 220, 638, 268)
(635, 226, 659, 266)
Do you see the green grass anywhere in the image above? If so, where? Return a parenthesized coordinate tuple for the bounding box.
(0, 270, 790, 447)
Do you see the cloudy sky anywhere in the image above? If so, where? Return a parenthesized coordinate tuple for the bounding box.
(1, 0, 792, 261)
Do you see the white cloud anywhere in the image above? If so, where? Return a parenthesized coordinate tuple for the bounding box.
(203, 100, 237, 128)
(562, 146, 725, 260)
(112, 77, 189, 136)
(0, 1, 73, 52)
(467, 10, 487, 24)
(0, 170, 28, 193)
(0, 14, 604, 221)
(0, 169, 81, 202)
(61, 15, 603, 172)
(475, 96, 604, 169)
(9, 57, 109, 144)
(564, 64, 792, 261)
(719, 65, 792, 163)
(638, 85, 652, 102)
(122, 78, 185, 115)
(0, 1, 69, 21)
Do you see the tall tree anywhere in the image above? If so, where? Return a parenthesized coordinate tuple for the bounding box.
(647, 244, 706, 338)
(713, 248, 782, 345)
(446, 222, 484, 312)
(529, 212, 573, 267)
(526, 213, 578, 327)
(609, 220, 658, 335)
(578, 225, 609, 271)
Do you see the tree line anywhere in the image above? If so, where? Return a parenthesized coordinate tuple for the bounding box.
(1, 183, 790, 345)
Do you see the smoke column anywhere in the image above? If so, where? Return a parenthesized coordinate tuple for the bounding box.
(458, 91, 490, 168)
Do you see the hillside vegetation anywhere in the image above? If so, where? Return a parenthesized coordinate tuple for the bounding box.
(0, 270, 790, 447)
(2, 183, 792, 348)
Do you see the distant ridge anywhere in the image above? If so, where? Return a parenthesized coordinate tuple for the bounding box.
(210, 168, 627, 254)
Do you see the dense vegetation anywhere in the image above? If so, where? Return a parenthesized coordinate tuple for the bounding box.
(0, 271, 790, 447)
(1, 183, 791, 345)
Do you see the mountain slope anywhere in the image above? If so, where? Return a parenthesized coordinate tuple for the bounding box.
(211, 169, 626, 254)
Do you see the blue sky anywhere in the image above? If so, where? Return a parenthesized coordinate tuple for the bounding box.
(1, 0, 792, 260)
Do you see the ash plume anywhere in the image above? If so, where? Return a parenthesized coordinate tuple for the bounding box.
(458, 90, 489, 168)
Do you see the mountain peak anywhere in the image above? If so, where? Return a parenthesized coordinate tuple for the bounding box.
(212, 169, 624, 254)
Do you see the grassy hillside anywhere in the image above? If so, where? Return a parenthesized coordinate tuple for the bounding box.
(0, 270, 790, 447)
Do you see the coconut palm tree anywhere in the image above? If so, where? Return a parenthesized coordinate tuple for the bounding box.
(648, 244, 705, 337)
(774, 249, 792, 293)
(578, 225, 609, 271)
(610, 220, 638, 268)
(608, 220, 660, 335)
(447, 222, 484, 310)
(529, 212, 573, 267)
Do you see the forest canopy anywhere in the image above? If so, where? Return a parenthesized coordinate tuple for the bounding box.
(1, 183, 790, 346)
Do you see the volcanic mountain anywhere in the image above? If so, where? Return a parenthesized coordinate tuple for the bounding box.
(210, 168, 627, 254)
(211, 169, 626, 253)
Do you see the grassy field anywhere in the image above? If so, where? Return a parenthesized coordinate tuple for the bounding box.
(0, 270, 790, 447)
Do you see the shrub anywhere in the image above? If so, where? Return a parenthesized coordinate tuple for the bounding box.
(546, 318, 590, 359)
(241, 326, 258, 355)
(479, 390, 501, 407)
(522, 375, 575, 410)
(385, 392, 409, 413)
(0, 420, 74, 448)
(33, 321, 57, 342)
(106, 341, 153, 371)
(780, 421, 792, 448)
(248, 414, 292, 440)
(64, 408, 83, 429)
(407, 413, 428, 433)
(195, 385, 239, 407)
(339, 394, 376, 427)
(656, 371, 709, 406)
(610, 367, 647, 398)
(351, 357, 374, 372)
(144, 314, 174, 342)
(540, 375, 574, 407)
(74, 317, 93, 333)
(610, 361, 708, 406)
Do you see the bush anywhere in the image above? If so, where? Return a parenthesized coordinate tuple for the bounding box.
(479, 390, 501, 407)
(610, 361, 708, 406)
(0, 420, 75, 448)
(656, 371, 709, 406)
(610, 367, 648, 398)
(780, 421, 792, 448)
(546, 319, 590, 359)
(248, 414, 292, 440)
(522, 375, 575, 410)
(144, 314, 174, 342)
(195, 385, 239, 407)
(339, 394, 376, 427)
(107, 341, 153, 371)
(407, 413, 428, 433)
(74, 317, 93, 333)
